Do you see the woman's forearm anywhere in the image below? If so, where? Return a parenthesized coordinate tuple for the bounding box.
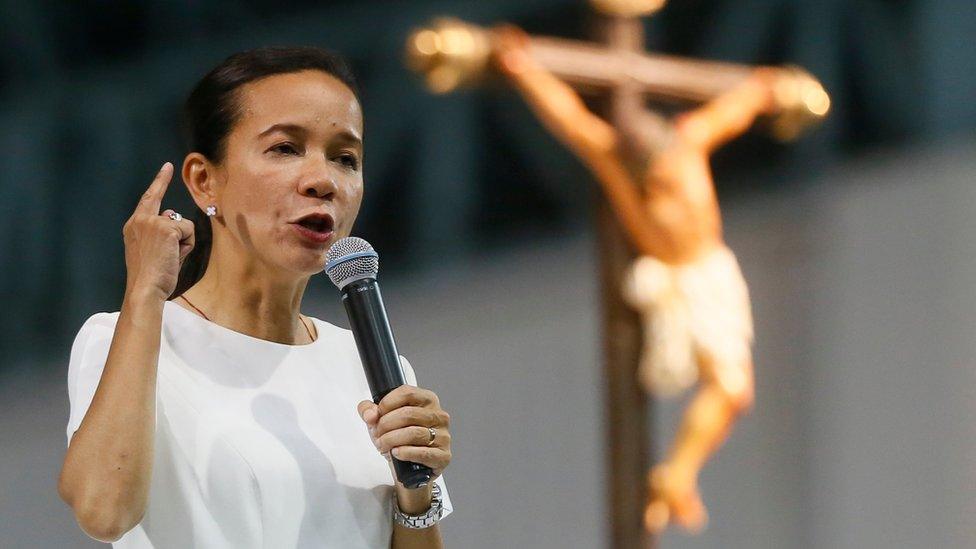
(58, 288, 162, 542)
(393, 524, 443, 549)
(389, 473, 444, 548)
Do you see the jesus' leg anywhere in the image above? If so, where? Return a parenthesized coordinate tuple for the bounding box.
(646, 355, 753, 532)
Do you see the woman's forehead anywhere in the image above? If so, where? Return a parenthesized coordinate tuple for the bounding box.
(236, 71, 362, 135)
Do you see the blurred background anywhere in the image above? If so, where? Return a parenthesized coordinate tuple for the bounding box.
(1, 0, 974, 547)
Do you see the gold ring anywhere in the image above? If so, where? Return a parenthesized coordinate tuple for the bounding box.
(426, 427, 436, 446)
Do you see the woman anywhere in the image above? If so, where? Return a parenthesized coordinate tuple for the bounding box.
(57, 46, 453, 548)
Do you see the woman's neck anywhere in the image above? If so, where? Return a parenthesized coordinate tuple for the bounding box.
(179, 258, 314, 345)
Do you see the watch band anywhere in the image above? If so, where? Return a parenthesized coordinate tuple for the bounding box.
(393, 482, 445, 529)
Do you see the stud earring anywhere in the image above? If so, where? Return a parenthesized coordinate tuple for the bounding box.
(206, 205, 217, 217)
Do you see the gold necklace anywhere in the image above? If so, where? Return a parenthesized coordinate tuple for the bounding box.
(178, 294, 315, 343)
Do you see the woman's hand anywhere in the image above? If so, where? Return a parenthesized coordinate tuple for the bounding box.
(122, 162, 195, 302)
(358, 385, 452, 483)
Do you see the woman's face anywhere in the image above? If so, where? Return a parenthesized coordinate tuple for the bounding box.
(213, 69, 364, 276)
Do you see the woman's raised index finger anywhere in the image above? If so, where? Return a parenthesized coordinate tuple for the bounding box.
(136, 162, 174, 214)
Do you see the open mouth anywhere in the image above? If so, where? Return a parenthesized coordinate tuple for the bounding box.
(292, 212, 335, 243)
(297, 216, 333, 233)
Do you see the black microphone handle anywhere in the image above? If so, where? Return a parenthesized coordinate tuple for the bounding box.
(341, 278, 434, 489)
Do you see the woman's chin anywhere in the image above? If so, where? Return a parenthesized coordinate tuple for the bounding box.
(302, 258, 329, 276)
(277, 250, 328, 277)
(279, 228, 344, 275)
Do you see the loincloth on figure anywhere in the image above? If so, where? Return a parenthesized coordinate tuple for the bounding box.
(621, 244, 754, 397)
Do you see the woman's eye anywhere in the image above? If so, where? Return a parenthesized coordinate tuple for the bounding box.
(271, 143, 300, 155)
(337, 154, 360, 170)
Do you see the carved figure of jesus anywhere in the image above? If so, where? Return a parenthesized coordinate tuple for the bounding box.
(491, 25, 789, 533)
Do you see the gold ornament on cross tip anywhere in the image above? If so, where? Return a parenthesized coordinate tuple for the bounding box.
(767, 65, 831, 141)
(406, 18, 491, 94)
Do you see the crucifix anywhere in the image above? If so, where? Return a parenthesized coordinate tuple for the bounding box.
(405, 2, 828, 547)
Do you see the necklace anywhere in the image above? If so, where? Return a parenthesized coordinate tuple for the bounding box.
(178, 294, 316, 344)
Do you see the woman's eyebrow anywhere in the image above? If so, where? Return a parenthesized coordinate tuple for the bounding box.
(258, 123, 361, 147)
(334, 129, 363, 148)
(257, 123, 308, 138)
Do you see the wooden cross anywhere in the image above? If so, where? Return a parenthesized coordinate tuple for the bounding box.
(406, 3, 827, 547)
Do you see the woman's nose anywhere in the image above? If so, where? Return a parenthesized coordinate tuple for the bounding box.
(299, 163, 339, 199)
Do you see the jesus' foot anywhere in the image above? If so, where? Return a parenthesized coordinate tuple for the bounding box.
(644, 463, 708, 534)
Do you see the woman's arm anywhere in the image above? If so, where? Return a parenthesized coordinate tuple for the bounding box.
(358, 384, 452, 549)
(392, 484, 443, 549)
(58, 289, 162, 542)
(393, 524, 443, 548)
(58, 162, 193, 542)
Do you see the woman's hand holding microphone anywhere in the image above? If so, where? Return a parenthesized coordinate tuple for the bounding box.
(358, 385, 452, 513)
(122, 162, 195, 303)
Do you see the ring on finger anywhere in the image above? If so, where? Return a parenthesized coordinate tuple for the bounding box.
(168, 211, 183, 222)
(426, 427, 436, 447)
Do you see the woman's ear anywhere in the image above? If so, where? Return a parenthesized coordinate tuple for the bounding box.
(181, 152, 220, 211)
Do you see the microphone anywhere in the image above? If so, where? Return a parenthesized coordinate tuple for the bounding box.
(325, 237, 433, 489)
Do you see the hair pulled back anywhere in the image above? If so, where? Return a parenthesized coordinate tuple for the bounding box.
(170, 46, 359, 300)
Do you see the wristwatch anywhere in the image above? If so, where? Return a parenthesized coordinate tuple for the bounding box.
(393, 482, 445, 529)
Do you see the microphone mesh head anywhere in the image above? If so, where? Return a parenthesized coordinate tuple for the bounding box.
(325, 237, 379, 289)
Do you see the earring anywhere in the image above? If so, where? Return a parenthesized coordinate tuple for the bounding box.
(206, 205, 217, 217)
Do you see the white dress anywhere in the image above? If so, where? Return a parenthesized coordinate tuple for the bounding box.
(65, 299, 453, 548)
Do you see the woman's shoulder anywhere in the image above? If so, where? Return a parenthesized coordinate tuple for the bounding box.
(66, 311, 122, 442)
(72, 310, 121, 341)
(307, 316, 356, 345)
(84, 310, 121, 324)
(308, 317, 420, 384)
(68, 311, 121, 368)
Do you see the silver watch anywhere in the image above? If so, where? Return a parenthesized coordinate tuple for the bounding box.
(393, 482, 445, 529)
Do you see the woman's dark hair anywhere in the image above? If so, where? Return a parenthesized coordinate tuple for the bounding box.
(170, 46, 360, 300)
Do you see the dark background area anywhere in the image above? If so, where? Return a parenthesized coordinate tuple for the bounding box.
(2, 0, 972, 368)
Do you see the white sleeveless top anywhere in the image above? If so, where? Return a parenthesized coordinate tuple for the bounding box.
(65, 299, 452, 548)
